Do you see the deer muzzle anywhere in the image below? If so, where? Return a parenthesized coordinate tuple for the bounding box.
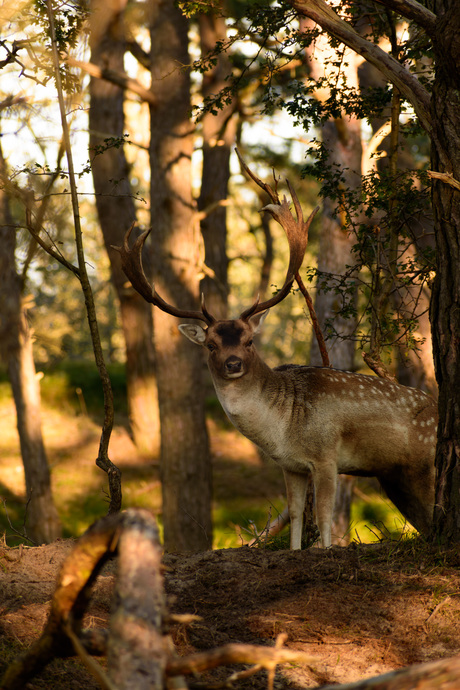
(224, 356, 244, 378)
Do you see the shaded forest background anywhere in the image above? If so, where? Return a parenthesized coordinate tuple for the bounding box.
(0, 0, 452, 552)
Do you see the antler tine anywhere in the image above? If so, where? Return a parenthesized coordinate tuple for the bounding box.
(235, 148, 320, 320)
(200, 294, 216, 325)
(113, 223, 214, 325)
(241, 195, 320, 320)
(235, 147, 280, 205)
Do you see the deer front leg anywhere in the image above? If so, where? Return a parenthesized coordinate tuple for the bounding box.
(282, 469, 310, 550)
(311, 463, 338, 549)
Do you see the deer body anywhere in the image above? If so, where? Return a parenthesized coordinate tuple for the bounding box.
(180, 317, 437, 549)
(116, 159, 436, 551)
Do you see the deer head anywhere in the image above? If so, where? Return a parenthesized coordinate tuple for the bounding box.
(113, 163, 319, 376)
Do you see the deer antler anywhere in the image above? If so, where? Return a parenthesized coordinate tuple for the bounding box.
(112, 223, 215, 325)
(116, 153, 317, 325)
(236, 148, 319, 319)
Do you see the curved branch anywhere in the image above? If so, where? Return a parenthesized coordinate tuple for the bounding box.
(289, 0, 432, 133)
(372, 0, 437, 35)
(64, 54, 156, 106)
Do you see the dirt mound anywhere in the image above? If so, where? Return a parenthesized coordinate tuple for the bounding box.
(1, 538, 460, 688)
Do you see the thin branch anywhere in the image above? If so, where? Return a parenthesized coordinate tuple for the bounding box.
(25, 208, 80, 276)
(427, 170, 460, 192)
(126, 39, 150, 70)
(295, 271, 330, 367)
(64, 54, 156, 105)
(166, 640, 315, 678)
(372, 0, 437, 35)
(46, 2, 121, 512)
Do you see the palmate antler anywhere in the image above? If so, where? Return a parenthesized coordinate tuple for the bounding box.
(235, 148, 319, 320)
(114, 152, 318, 324)
(112, 224, 215, 325)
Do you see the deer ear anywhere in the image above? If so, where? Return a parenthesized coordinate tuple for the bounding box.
(249, 309, 269, 334)
(178, 323, 207, 345)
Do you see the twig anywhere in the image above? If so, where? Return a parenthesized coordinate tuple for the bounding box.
(1, 498, 36, 546)
(427, 170, 460, 191)
(64, 54, 157, 105)
(166, 639, 315, 678)
(295, 271, 330, 367)
(64, 622, 117, 690)
(425, 596, 451, 625)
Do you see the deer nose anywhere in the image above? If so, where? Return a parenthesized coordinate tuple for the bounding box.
(224, 356, 243, 376)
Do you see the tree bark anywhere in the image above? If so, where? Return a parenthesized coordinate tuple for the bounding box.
(108, 510, 166, 689)
(308, 116, 361, 370)
(429, 0, 460, 542)
(197, 11, 236, 319)
(317, 652, 460, 690)
(0, 141, 61, 545)
(89, 0, 160, 456)
(302, 25, 364, 543)
(148, 0, 213, 552)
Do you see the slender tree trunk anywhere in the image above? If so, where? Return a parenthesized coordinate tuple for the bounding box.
(0, 143, 61, 544)
(303, 30, 362, 544)
(430, 0, 460, 542)
(310, 116, 360, 544)
(148, 0, 212, 552)
(309, 118, 361, 371)
(303, 28, 362, 369)
(89, 0, 160, 456)
(198, 11, 236, 319)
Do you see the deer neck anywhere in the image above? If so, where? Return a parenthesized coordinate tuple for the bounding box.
(210, 358, 283, 446)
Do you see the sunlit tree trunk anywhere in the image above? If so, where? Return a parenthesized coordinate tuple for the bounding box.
(310, 116, 359, 544)
(360, 59, 436, 397)
(148, 0, 212, 552)
(302, 28, 363, 543)
(0, 142, 61, 544)
(308, 118, 361, 370)
(89, 0, 160, 456)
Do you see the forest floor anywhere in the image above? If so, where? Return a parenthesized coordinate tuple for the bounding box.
(2, 536, 460, 689)
(1, 391, 460, 688)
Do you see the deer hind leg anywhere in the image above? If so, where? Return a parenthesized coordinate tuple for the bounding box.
(311, 463, 338, 549)
(379, 468, 434, 535)
(282, 469, 310, 550)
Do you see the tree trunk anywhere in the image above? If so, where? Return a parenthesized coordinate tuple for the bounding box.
(108, 510, 166, 689)
(303, 31, 363, 544)
(309, 118, 361, 370)
(197, 11, 236, 320)
(89, 0, 160, 456)
(310, 119, 359, 543)
(0, 142, 61, 545)
(429, 0, 460, 542)
(148, 0, 212, 552)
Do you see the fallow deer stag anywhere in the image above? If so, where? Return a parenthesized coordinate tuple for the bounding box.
(114, 171, 437, 550)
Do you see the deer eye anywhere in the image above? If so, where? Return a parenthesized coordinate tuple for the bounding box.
(207, 342, 217, 352)
(246, 339, 253, 348)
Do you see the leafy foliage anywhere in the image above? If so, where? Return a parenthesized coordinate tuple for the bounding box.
(198, 0, 436, 366)
(33, 0, 89, 92)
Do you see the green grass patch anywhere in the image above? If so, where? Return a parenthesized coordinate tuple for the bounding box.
(36, 361, 128, 416)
